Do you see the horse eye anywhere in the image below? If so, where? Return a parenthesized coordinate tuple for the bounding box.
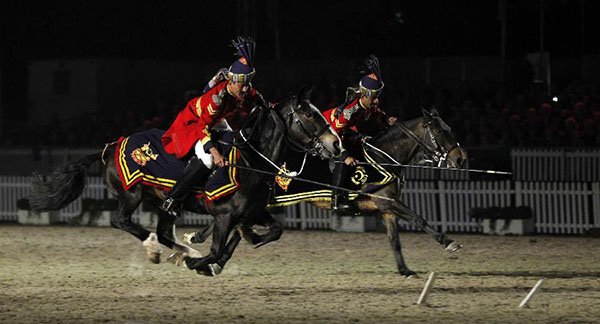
(305, 111, 313, 118)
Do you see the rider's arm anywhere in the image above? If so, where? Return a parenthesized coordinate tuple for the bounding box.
(195, 84, 228, 153)
(202, 68, 229, 94)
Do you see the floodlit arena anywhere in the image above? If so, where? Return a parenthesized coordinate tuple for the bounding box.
(1, 227, 599, 322)
(2, 1, 600, 323)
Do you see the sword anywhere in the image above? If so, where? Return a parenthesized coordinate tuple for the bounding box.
(334, 161, 512, 175)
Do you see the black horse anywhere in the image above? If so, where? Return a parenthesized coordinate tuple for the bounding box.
(183, 108, 468, 277)
(29, 87, 341, 275)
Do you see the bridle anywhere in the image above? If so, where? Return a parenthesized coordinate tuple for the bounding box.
(281, 100, 331, 157)
(393, 116, 461, 167)
(235, 97, 333, 177)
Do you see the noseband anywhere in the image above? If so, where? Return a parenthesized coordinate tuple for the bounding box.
(283, 103, 331, 157)
(396, 117, 461, 167)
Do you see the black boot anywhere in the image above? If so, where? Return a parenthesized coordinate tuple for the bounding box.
(160, 156, 211, 216)
(331, 161, 352, 214)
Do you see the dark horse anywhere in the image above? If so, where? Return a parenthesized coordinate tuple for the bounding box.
(29, 87, 341, 275)
(183, 108, 468, 277)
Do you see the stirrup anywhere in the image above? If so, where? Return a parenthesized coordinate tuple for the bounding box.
(332, 194, 352, 214)
(159, 197, 180, 217)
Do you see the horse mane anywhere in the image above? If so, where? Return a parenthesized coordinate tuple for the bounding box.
(375, 117, 423, 146)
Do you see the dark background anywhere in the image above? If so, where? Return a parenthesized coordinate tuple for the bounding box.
(2, 0, 599, 121)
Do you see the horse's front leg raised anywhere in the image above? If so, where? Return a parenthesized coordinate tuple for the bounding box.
(242, 209, 283, 249)
(184, 212, 236, 273)
(381, 212, 417, 277)
(182, 223, 214, 244)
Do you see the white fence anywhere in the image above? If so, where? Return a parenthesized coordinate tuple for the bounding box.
(512, 148, 600, 182)
(2, 176, 599, 234)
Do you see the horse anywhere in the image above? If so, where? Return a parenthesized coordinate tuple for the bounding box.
(182, 107, 468, 277)
(28, 86, 341, 275)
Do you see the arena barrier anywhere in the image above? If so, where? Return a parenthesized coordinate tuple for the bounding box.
(2, 176, 599, 234)
(512, 148, 600, 182)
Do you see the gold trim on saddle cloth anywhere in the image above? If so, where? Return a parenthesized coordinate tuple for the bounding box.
(119, 137, 177, 188)
(203, 146, 240, 201)
(267, 145, 395, 208)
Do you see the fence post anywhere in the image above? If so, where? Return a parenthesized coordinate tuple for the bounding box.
(299, 203, 307, 230)
(593, 183, 600, 228)
(515, 181, 522, 206)
(438, 180, 448, 233)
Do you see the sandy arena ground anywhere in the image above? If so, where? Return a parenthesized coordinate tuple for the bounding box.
(1, 225, 599, 323)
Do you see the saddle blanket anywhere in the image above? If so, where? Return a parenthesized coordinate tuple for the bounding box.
(114, 128, 240, 201)
(268, 143, 397, 207)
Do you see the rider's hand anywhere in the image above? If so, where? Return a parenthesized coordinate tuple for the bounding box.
(388, 117, 398, 125)
(344, 156, 357, 166)
(210, 147, 229, 168)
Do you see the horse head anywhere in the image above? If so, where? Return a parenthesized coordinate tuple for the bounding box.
(275, 85, 341, 160)
(421, 107, 468, 168)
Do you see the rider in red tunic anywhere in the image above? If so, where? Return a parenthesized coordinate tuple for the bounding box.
(322, 55, 397, 213)
(159, 36, 265, 214)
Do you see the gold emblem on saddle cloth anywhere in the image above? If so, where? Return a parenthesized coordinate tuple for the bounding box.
(275, 163, 293, 191)
(131, 142, 159, 166)
(351, 166, 368, 185)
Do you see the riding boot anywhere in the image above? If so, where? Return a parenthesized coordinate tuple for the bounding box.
(160, 156, 211, 215)
(331, 161, 352, 214)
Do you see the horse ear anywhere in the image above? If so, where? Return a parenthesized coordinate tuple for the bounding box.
(297, 85, 313, 102)
(422, 107, 433, 118)
(431, 107, 440, 116)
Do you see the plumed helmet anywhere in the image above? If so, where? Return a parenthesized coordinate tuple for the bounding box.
(359, 54, 384, 97)
(228, 36, 256, 84)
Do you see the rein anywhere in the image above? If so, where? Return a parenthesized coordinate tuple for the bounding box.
(227, 163, 396, 202)
(379, 118, 461, 167)
(232, 99, 326, 178)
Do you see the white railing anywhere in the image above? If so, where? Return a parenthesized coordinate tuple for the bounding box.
(512, 148, 600, 181)
(2, 176, 598, 234)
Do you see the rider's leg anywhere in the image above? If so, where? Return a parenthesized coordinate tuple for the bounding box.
(160, 141, 213, 214)
(331, 157, 351, 212)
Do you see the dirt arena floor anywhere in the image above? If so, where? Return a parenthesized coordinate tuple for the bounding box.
(1, 225, 599, 323)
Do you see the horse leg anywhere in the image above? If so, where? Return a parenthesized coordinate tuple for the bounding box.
(108, 186, 161, 263)
(184, 212, 236, 273)
(392, 200, 462, 252)
(381, 212, 417, 277)
(155, 212, 215, 275)
(248, 210, 283, 249)
(182, 223, 214, 245)
(155, 212, 204, 257)
(210, 229, 243, 275)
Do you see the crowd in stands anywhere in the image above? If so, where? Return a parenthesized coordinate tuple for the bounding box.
(2, 78, 599, 149)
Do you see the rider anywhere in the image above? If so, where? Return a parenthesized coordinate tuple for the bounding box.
(323, 55, 397, 214)
(159, 36, 266, 214)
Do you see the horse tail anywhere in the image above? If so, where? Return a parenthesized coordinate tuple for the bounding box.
(29, 152, 102, 212)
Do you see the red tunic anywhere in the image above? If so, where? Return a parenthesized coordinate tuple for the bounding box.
(161, 80, 260, 158)
(323, 98, 386, 136)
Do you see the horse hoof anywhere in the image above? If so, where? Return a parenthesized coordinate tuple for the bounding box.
(167, 252, 186, 267)
(146, 251, 161, 264)
(142, 233, 162, 264)
(401, 270, 418, 278)
(182, 232, 195, 245)
(445, 241, 463, 253)
(195, 265, 218, 277)
(212, 264, 223, 275)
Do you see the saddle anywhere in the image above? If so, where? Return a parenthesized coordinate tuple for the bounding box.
(114, 129, 241, 202)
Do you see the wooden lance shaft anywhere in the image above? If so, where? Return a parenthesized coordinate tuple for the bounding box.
(417, 272, 437, 305)
(519, 279, 544, 308)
